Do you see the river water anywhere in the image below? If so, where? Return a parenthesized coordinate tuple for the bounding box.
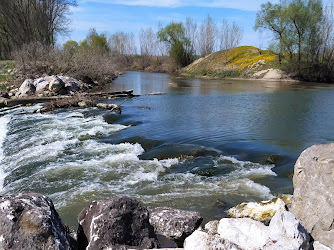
(1, 71, 334, 228)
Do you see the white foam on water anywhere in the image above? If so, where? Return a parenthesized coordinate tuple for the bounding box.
(0, 116, 10, 192)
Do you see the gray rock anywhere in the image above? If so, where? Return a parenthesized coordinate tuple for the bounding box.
(59, 76, 81, 92)
(156, 234, 178, 248)
(266, 210, 310, 250)
(148, 207, 203, 247)
(0, 192, 75, 250)
(290, 143, 334, 249)
(77, 101, 88, 108)
(77, 197, 159, 250)
(49, 76, 65, 93)
(16, 79, 35, 97)
(184, 229, 241, 250)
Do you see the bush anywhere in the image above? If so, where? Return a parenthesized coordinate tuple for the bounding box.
(12, 43, 117, 85)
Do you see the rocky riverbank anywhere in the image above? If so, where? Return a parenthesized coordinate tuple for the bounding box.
(0, 143, 333, 249)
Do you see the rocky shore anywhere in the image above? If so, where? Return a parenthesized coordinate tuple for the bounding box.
(0, 144, 333, 249)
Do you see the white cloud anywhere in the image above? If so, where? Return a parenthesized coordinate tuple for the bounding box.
(78, 0, 275, 11)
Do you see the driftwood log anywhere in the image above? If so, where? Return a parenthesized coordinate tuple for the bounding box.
(0, 89, 133, 108)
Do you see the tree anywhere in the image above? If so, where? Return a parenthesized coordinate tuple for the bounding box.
(0, 0, 76, 59)
(63, 40, 79, 56)
(139, 28, 157, 57)
(254, 2, 288, 63)
(199, 15, 217, 57)
(157, 22, 194, 68)
(108, 32, 137, 56)
(219, 19, 243, 51)
(79, 28, 109, 53)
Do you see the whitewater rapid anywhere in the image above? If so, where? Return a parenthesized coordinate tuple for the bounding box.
(0, 104, 277, 227)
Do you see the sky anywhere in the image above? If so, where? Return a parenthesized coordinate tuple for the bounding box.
(61, 0, 283, 48)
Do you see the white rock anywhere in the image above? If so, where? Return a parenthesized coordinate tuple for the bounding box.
(16, 79, 35, 97)
(204, 220, 219, 235)
(312, 241, 332, 250)
(184, 229, 240, 250)
(266, 210, 310, 250)
(218, 218, 268, 249)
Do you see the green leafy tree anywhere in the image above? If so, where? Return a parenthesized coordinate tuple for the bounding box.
(63, 40, 79, 56)
(157, 22, 194, 68)
(79, 28, 109, 53)
(255, 2, 288, 63)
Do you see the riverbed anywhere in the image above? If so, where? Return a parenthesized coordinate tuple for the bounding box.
(1, 71, 334, 228)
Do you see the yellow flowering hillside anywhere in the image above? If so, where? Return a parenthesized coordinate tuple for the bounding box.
(183, 46, 278, 77)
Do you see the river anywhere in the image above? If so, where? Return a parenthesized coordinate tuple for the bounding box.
(1, 71, 334, 228)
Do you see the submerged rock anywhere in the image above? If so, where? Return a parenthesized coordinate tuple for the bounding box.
(77, 196, 159, 250)
(0, 192, 75, 250)
(148, 207, 203, 247)
(227, 195, 292, 225)
(290, 143, 334, 249)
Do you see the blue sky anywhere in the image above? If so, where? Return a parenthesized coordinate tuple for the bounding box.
(61, 0, 280, 47)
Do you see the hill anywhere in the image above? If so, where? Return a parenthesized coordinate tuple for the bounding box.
(182, 46, 279, 78)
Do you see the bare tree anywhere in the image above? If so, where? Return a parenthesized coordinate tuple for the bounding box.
(198, 15, 218, 57)
(139, 28, 157, 56)
(184, 17, 198, 55)
(219, 19, 243, 51)
(108, 32, 137, 56)
(0, 0, 76, 58)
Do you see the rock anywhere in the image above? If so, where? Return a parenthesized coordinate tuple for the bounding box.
(204, 220, 219, 235)
(0, 192, 75, 250)
(49, 76, 65, 94)
(0, 91, 9, 98)
(148, 207, 203, 247)
(77, 101, 88, 108)
(156, 234, 178, 248)
(290, 143, 334, 249)
(312, 241, 332, 250)
(184, 229, 242, 250)
(227, 195, 290, 225)
(266, 210, 310, 250)
(262, 69, 287, 80)
(218, 218, 268, 249)
(77, 196, 159, 250)
(16, 79, 35, 97)
(266, 154, 281, 164)
(34, 77, 50, 92)
(96, 103, 121, 114)
(217, 210, 310, 250)
(59, 76, 81, 92)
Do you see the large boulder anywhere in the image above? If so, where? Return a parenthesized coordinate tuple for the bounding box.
(34, 77, 50, 92)
(227, 195, 292, 225)
(290, 143, 334, 249)
(148, 207, 203, 247)
(77, 197, 159, 250)
(16, 79, 35, 97)
(266, 210, 310, 249)
(0, 192, 75, 250)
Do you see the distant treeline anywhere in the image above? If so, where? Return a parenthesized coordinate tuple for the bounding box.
(62, 16, 244, 70)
